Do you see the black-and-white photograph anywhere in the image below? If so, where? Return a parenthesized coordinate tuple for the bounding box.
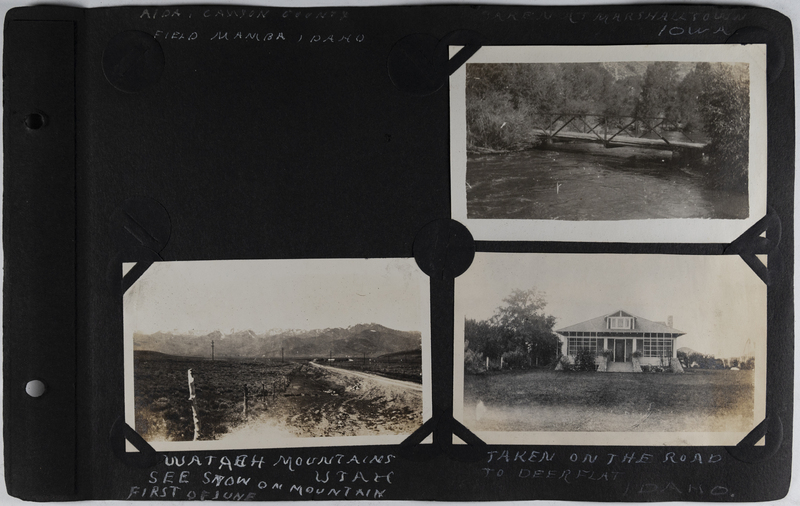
(450, 45, 767, 243)
(454, 253, 766, 446)
(124, 258, 431, 451)
(466, 60, 750, 220)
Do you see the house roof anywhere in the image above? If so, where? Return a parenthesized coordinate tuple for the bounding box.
(555, 310, 685, 336)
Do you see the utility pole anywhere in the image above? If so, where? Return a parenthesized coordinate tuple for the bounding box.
(211, 340, 214, 361)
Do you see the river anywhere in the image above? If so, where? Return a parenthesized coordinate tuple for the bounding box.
(466, 144, 748, 221)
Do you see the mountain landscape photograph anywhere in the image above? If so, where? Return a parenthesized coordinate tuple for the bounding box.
(134, 323, 422, 361)
(123, 258, 430, 450)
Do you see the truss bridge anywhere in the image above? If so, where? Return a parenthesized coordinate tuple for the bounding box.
(537, 112, 708, 152)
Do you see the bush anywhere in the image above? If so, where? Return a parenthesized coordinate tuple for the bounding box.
(574, 349, 596, 372)
(151, 397, 171, 411)
(502, 349, 529, 369)
(467, 95, 538, 152)
(557, 355, 573, 372)
(465, 349, 486, 375)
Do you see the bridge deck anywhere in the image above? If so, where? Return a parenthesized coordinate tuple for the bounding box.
(542, 130, 707, 150)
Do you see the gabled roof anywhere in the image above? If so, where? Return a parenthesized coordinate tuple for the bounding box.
(608, 310, 634, 318)
(555, 310, 685, 336)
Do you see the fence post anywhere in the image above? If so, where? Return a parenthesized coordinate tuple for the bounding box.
(242, 385, 248, 420)
(187, 369, 200, 441)
(485, 356, 489, 371)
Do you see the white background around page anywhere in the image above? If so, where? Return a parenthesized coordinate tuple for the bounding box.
(0, 1, 797, 506)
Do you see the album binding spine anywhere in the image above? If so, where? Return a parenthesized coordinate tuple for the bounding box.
(3, 7, 82, 501)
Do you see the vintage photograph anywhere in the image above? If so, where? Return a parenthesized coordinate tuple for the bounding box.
(454, 253, 766, 446)
(450, 45, 767, 243)
(124, 258, 431, 451)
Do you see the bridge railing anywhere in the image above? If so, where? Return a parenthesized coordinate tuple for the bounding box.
(536, 112, 699, 147)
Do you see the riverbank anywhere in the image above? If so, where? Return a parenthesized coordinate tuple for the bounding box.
(470, 141, 679, 164)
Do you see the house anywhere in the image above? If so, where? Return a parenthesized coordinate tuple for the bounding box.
(555, 310, 685, 369)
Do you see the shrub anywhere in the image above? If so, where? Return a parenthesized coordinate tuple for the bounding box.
(502, 349, 529, 369)
(465, 349, 486, 375)
(574, 349, 596, 372)
(557, 355, 573, 371)
(466, 90, 537, 151)
(151, 397, 171, 411)
(632, 350, 642, 359)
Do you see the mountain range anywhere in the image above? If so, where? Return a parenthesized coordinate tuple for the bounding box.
(133, 323, 421, 359)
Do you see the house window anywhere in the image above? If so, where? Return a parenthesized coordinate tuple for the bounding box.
(568, 337, 600, 356)
(640, 337, 673, 357)
(608, 317, 632, 329)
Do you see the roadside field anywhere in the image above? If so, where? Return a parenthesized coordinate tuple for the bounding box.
(323, 354, 422, 385)
(134, 351, 421, 443)
(463, 369, 754, 433)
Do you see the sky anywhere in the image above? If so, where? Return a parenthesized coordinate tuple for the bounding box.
(456, 253, 765, 358)
(123, 258, 428, 335)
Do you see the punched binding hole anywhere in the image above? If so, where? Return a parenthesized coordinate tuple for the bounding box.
(24, 113, 45, 130)
(25, 379, 46, 398)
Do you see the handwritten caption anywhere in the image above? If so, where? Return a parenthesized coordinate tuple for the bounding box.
(473, 9, 747, 37)
(124, 452, 396, 501)
(138, 8, 365, 45)
(481, 449, 734, 499)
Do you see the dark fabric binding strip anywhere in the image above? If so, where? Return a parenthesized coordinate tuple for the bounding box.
(3, 18, 77, 500)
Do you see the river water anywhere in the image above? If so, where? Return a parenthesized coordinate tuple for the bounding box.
(466, 144, 748, 221)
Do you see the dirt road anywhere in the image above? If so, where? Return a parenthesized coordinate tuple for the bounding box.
(309, 361, 423, 392)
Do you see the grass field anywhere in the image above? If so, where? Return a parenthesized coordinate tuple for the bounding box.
(463, 369, 754, 433)
(134, 351, 422, 443)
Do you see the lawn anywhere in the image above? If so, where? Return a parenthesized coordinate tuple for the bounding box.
(463, 369, 754, 433)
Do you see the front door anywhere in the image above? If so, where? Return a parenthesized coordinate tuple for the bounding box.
(614, 339, 625, 362)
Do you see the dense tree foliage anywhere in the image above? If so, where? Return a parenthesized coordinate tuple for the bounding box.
(466, 61, 750, 192)
(464, 289, 559, 372)
(696, 62, 750, 191)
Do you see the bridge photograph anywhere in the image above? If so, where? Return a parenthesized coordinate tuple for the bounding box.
(463, 58, 751, 221)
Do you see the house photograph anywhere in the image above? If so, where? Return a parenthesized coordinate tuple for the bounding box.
(454, 252, 766, 446)
(556, 310, 686, 372)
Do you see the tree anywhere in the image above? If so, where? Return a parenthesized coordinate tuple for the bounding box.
(464, 318, 504, 360)
(696, 62, 750, 193)
(635, 62, 680, 121)
(674, 67, 705, 134)
(490, 288, 558, 366)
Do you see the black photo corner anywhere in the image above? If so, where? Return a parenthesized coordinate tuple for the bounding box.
(1, 0, 798, 503)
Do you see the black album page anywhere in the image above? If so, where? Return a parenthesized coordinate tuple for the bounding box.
(2, 1, 795, 502)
